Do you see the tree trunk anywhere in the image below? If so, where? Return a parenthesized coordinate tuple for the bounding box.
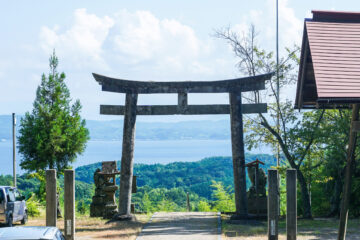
(297, 169, 312, 219)
(329, 178, 342, 217)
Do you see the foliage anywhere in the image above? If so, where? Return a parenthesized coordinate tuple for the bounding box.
(0, 175, 12, 186)
(17, 51, 89, 174)
(26, 194, 41, 217)
(27, 171, 46, 202)
(141, 192, 154, 213)
(77, 199, 88, 215)
(211, 181, 235, 212)
(216, 25, 326, 218)
(4, 150, 359, 217)
(198, 201, 212, 212)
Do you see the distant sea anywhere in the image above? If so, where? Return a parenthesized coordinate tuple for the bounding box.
(0, 139, 272, 175)
(0, 139, 235, 175)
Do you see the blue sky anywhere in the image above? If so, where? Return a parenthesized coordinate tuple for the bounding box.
(0, 0, 357, 121)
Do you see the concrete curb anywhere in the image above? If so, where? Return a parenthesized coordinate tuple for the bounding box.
(136, 212, 158, 240)
(217, 212, 221, 240)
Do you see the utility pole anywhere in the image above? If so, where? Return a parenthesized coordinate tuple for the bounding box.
(276, 0, 280, 168)
(12, 113, 16, 188)
(276, 0, 281, 216)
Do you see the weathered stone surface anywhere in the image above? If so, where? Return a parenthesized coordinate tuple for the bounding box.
(64, 170, 75, 240)
(93, 72, 273, 94)
(229, 92, 248, 217)
(100, 103, 267, 115)
(90, 168, 119, 219)
(268, 169, 279, 240)
(94, 72, 274, 221)
(46, 169, 57, 227)
(247, 167, 267, 198)
(246, 166, 268, 215)
(119, 93, 138, 216)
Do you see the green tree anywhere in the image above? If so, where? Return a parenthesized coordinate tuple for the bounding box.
(142, 192, 154, 213)
(198, 201, 212, 212)
(211, 181, 235, 212)
(216, 25, 324, 218)
(18, 51, 89, 174)
(304, 109, 360, 217)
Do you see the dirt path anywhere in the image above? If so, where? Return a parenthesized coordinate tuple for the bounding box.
(136, 212, 221, 240)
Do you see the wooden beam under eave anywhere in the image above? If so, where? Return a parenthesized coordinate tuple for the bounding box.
(100, 104, 267, 115)
(298, 36, 310, 109)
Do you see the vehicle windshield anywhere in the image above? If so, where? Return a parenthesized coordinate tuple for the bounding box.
(7, 188, 16, 202)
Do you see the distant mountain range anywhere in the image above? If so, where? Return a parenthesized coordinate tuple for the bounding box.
(0, 115, 231, 141)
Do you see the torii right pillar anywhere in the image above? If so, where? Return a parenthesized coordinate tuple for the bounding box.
(229, 92, 248, 218)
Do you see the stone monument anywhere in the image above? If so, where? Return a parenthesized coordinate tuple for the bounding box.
(90, 161, 121, 219)
(246, 159, 267, 216)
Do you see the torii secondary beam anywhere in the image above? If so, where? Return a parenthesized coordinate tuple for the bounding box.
(100, 104, 267, 115)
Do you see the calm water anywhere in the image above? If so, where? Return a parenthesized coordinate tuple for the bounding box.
(0, 139, 235, 175)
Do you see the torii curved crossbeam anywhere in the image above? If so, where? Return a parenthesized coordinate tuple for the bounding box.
(93, 72, 274, 94)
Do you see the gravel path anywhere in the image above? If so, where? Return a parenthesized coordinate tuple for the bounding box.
(136, 212, 221, 240)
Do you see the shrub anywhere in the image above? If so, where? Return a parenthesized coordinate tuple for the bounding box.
(26, 194, 41, 217)
(77, 200, 87, 215)
(198, 200, 212, 212)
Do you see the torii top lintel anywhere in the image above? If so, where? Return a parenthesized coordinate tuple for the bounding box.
(93, 72, 274, 94)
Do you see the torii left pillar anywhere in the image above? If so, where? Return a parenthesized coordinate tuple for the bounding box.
(118, 93, 138, 217)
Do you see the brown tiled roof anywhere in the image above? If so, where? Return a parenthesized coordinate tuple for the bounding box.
(295, 10, 360, 109)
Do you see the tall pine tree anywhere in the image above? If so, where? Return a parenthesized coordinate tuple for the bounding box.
(18, 51, 89, 174)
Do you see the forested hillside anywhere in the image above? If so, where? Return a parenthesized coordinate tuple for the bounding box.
(76, 154, 276, 199)
(1, 153, 360, 217)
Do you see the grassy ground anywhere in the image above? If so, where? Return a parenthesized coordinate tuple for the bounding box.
(22, 214, 151, 240)
(222, 215, 360, 239)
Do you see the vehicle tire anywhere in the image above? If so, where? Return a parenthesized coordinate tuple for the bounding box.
(6, 215, 13, 227)
(21, 211, 28, 225)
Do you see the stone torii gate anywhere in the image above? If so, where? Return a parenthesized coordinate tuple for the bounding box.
(93, 72, 273, 218)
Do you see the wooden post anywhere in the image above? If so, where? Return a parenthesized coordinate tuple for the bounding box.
(255, 164, 259, 217)
(268, 169, 279, 240)
(12, 113, 16, 188)
(229, 92, 248, 217)
(64, 170, 75, 240)
(187, 192, 190, 212)
(286, 169, 297, 240)
(178, 92, 188, 112)
(46, 169, 57, 227)
(132, 175, 137, 193)
(338, 104, 360, 240)
(119, 93, 138, 216)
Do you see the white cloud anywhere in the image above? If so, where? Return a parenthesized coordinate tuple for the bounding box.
(38, 9, 230, 77)
(276, 0, 303, 47)
(260, 0, 302, 48)
(110, 10, 208, 74)
(34, 8, 238, 120)
(231, 0, 302, 52)
(39, 8, 114, 68)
